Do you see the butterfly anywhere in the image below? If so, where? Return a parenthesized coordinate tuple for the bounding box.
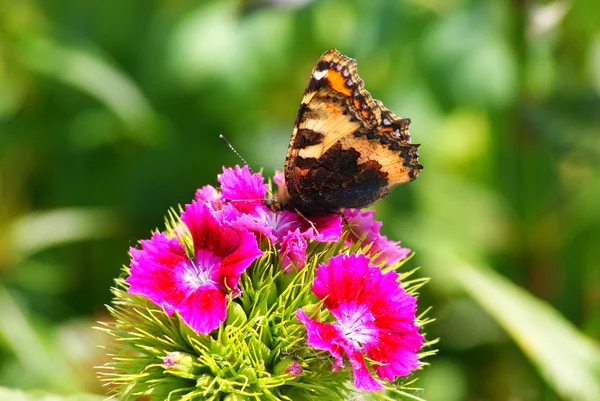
(272, 49, 423, 216)
(270, 49, 422, 216)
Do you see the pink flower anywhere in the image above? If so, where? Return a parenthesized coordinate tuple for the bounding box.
(217, 166, 278, 242)
(195, 185, 222, 210)
(265, 208, 342, 243)
(269, 209, 303, 239)
(273, 170, 284, 187)
(296, 254, 423, 391)
(299, 213, 343, 242)
(285, 361, 302, 376)
(344, 209, 411, 265)
(126, 201, 262, 334)
(221, 203, 278, 244)
(218, 165, 267, 216)
(279, 229, 307, 272)
(217, 166, 343, 246)
(163, 353, 178, 368)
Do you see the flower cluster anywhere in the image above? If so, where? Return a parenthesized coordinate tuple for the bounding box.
(101, 166, 430, 400)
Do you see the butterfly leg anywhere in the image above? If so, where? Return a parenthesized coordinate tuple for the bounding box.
(336, 210, 361, 240)
(293, 208, 321, 237)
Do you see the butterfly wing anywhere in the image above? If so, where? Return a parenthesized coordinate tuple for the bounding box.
(281, 49, 422, 215)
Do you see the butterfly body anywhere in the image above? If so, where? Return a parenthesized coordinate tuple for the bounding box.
(273, 49, 422, 216)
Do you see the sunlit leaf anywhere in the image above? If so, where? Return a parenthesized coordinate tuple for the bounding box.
(15, 36, 161, 144)
(454, 261, 600, 401)
(8, 208, 120, 260)
(0, 288, 86, 393)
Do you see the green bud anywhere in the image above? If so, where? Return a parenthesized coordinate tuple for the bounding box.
(238, 366, 257, 382)
(254, 339, 273, 366)
(163, 351, 197, 377)
(299, 303, 321, 320)
(226, 301, 248, 327)
(196, 373, 215, 389)
(219, 381, 235, 393)
(209, 338, 228, 357)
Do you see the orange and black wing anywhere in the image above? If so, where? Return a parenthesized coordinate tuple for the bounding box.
(280, 49, 422, 215)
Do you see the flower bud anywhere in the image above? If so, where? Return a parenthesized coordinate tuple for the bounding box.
(226, 302, 247, 327)
(299, 303, 321, 320)
(163, 351, 198, 378)
(238, 366, 257, 382)
(273, 358, 303, 377)
(209, 338, 228, 357)
(196, 373, 215, 388)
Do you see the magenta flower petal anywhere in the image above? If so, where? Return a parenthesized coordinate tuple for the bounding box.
(127, 200, 262, 334)
(219, 202, 278, 244)
(285, 361, 303, 376)
(182, 201, 238, 259)
(215, 166, 283, 243)
(218, 165, 267, 215)
(269, 210, 304, 240)
(343, 209, 381, 239)
(280, 229, 308, 272)
(216, 167, 341, 244)
(195, 185, 222, 210)
(273, 170, 284, 187)
(227, 208, 278, 244)
(175, 283, 227, 334)
(181, 201, 263, 291)
(126, 232, 188, 315)
(366, 328, 423, 381)
(341, 340, 385, 391)
(297, 253, 423, 391)
(218, 227, 265, 292)
(299, 213, 343, 242)
(374, 244, 411, 265)
(361, 275, 423, 379)
(344, 209, 411, 265)
(296, 309, 384, 391)
(296, 309, 345, 370)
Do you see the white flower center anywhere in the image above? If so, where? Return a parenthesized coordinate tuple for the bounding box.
(338, 304, 376, 345)
(182, 250, 220, 289)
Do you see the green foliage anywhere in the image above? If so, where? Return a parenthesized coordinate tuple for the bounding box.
(455, 261, 600, 401)
(1, 0, 600, 400)
(0, 387, 103, 401)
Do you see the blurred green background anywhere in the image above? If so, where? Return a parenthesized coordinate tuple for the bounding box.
(1, 0, 600, 400)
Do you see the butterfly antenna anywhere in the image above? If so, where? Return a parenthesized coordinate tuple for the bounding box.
(220, 135, 254, 174)
(219, 135, 274, 198)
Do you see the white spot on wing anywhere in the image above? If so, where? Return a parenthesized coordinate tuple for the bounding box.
(313, 70, 328, 80)
(298, 144, 324, 159)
